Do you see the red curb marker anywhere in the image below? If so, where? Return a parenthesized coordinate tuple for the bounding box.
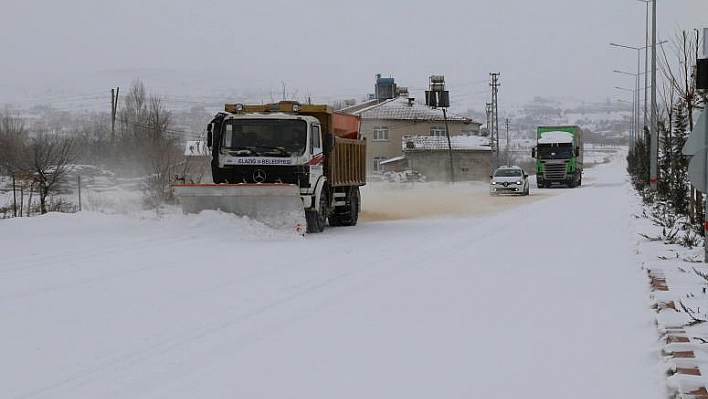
(654, 301, 676, 311)
(647, 270, 669, 291)
(676, 367, 702, 376)
(651, 277, 669, 291)
(687, 387, 708, 398)
(670, 351, 696, 358)
(666, 335, 690, 344)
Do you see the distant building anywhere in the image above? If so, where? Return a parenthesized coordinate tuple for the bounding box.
(342, 75, 482, 176)
(398, 135, 492, 182)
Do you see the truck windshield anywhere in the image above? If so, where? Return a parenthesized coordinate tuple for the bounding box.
(221, 119, 307, 156)
(537, 143, 573, 159)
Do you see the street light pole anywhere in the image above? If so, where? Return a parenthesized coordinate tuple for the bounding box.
(636, 52, 640, 149)
(614, 69, 645, 147)
(650, 0, 657, 190)
(611, 37, 666, 188)
(615, 86, 636, 147)
(640, 0, 649, 130)
(505, 119, 510, 166)
(615, 97, 635, 136)
(611, 44, 643, 149)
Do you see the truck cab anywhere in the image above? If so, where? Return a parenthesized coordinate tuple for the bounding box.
(207, 111, 324, 189)
(532, 126, 583, 188)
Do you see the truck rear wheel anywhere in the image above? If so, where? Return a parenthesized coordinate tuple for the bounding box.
(329, 186, 360, 227)
(337, 186, 360, 226)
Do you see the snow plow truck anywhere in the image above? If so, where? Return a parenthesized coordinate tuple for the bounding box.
(173, 101, 366, 234)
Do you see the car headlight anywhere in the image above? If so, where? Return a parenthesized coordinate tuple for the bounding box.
(516, 180, 522, 185)
(491, 181, 497, 185)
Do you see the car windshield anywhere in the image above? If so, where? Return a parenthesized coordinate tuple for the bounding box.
(494, 168, 522, 177)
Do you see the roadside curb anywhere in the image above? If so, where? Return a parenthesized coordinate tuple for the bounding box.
(648, 268, 708, 398)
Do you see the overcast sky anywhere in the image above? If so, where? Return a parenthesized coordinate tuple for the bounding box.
(1, 0, 706, 112)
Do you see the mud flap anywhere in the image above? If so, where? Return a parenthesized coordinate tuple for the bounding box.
(173, 184, 307, 234)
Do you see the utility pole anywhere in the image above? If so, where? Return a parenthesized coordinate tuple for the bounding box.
(702, 28, 708, 262)
(425, 75, 454, 183)
(485, 102, 492, 138)
(12, 173, 17, 218)
(505, 119, 510, 166)
(490, 73, 500, 171)
(111, 87, 119, 147)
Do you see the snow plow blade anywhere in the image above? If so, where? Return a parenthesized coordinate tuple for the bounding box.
(173, 183, 306, 234)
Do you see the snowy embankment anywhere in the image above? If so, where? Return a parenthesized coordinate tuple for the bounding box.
(0, 148, 675, 398)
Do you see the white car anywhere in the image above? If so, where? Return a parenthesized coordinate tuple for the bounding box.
(490, 165, 530, 196)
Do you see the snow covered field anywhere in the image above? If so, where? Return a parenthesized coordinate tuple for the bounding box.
(2, 148, 699, 398)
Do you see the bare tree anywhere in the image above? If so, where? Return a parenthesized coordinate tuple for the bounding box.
(143, 95, 181, 206)
(81, 117, 111, 162)
(658, 30, 705, 221)
(0, 111, 27, 175)
(118, 79, 181, 207)
(659, 30, 703, 131)
(118, 80, 149, 175)
(19, 132, 82, 214)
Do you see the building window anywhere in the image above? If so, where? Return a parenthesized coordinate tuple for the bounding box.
(373, 156, 387, 173)
(430, 126, 446, 137)
(373, 126, 389, 141)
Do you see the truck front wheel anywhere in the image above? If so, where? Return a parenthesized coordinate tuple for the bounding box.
(306, 187, 329, 233)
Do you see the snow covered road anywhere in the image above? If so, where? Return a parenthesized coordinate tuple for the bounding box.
(1, 152, 664, 398)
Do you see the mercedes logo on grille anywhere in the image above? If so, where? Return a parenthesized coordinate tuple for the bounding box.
(253, 169, 267, 183)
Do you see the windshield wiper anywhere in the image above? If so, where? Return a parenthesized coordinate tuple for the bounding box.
(257, 146, 291, 156)
(227, 147, 255, 156)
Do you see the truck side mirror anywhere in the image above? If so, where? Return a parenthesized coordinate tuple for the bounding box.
(531, 147, 536, 158)
(207, 124, 213, 148)
(323, 133, 335, 154)
(697, 58, 708, 90)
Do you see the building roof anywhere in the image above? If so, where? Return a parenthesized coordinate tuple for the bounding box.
(402, 135, 492, 151)
(343, 97, 479, 124)
(379, 155, 406, 165)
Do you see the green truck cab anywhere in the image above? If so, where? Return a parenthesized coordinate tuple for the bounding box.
(531, 125, 583, 188)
